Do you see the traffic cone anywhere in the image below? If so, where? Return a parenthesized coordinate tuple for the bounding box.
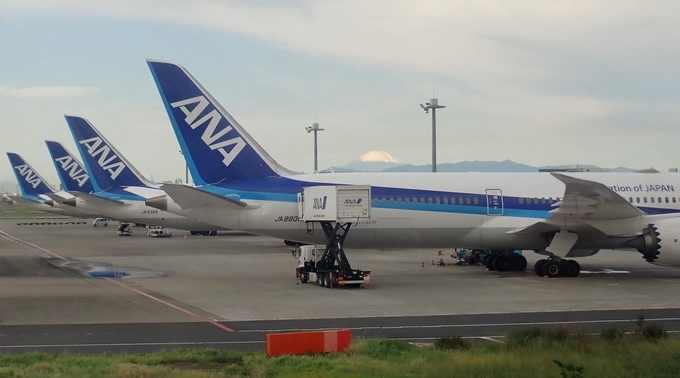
(184, 234, 188, 240)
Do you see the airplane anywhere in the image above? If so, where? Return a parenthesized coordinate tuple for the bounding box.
(62, 115, 227, 235)
(145, 60, 680, 278)
(5, 152, 95, 218)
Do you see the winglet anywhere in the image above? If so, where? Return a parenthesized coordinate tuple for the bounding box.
(64, 115, 152, 191)
(45, 140, 94, 193)
(147, 60, 297, 185)
(6, 153, 55, 198)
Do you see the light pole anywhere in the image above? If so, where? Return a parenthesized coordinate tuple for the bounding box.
(420, 98, 446, 172)
(305, 122, 324, 173)
(179, 150, 188, 184)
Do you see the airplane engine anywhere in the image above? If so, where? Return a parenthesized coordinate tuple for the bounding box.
(626, 218, 680, 267)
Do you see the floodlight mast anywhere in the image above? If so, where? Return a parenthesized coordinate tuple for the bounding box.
(420, 98, 446, 172)
(305, 122, 325, 173)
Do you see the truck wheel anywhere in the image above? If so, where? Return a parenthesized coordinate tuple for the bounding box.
(300, 273, 308, 284)
(318, 273, 325, 287)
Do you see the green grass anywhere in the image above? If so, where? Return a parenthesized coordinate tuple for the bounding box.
(2, 336, 680, 377)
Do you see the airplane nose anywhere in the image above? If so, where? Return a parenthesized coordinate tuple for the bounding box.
(146, 195, 168, 211)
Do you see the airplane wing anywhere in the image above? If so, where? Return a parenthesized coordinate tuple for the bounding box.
(549, 173, 644, 220)
(68, 191, 126, 206)
(160, 183, 248, 210)
(509, 173, 646, 251)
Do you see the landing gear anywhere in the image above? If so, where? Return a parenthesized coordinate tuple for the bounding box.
(533, 257, 580, 278)
(485, 251, 527, 272)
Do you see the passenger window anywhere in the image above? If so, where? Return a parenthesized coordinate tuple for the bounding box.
(466, 197, 471, 205)
(473, 197, 479, 205)
(629, 197, 633, 203)
(413, 197, 417, 204)
(421, 197, 425, 204)
(436, 197, 440, 204)
(451, 197, 456, 204)
(674, 198, 677, 203)
(428, 197, 433, 204)
(636, 197, 640, 203)
(398, 198, 402, 204)
(541, 198, 546, 204)
(443, 197, 448, 204)
(534, 198, 539, 204)
(651, 197, 655, 203)
(459, 197, 464, 204)
(390, 198, 394, 204)
(382, 198, 387, 204)
(519, 198, 524, 204)
(405, 197, 410, 204)
(666, 197, 669, 203)
(374, 198, 378, 205)
(644, 197, 647, 203)
(658, 197, 662, 203)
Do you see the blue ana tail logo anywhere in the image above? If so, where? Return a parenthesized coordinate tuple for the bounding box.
(78, 136, 126, 180)
(170, 96, 246, 167)
(313, 196, 328, 210)
(14, 164, 42, 189)
(54, 155, 89, 187)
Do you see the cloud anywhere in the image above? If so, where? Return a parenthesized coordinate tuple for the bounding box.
(0, 85, 101, 98)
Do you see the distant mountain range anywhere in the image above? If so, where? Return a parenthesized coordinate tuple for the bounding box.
(323, 151, 636, 173)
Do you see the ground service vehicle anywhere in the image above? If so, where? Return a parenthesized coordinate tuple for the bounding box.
(295, 185, 372, 288)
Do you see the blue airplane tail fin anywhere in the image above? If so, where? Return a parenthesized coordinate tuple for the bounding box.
(6, 153, 55, 198)
(45, 141, 95, 193)
(65, 116, 152, 191)
(147, 60, 296, 186)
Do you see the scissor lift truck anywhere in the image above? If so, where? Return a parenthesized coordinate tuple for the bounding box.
(295, 185, 372, 288)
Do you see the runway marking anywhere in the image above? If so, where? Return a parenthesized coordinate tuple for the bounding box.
(0, 229, 234, 333)
(236, 316, 680, 333)
(0, 230, 68, 260)
(104, 278, 234, 332)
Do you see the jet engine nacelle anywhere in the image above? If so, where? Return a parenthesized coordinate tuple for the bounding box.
(628, 218, 680, 267)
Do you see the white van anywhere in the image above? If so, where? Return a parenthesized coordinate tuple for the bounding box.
(92, 218, 109, 227)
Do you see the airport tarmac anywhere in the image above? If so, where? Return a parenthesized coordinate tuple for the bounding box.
(2, 218, 680, 352)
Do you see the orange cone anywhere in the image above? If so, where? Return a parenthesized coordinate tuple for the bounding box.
(184, 234, 188, 240)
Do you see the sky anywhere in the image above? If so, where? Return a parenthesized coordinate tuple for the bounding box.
(1, 0, 679, 190)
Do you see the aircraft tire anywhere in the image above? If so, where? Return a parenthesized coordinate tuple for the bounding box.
(485, 254, 497, 270)
(512, 254, 528, 271)
(542, 261, 561, 278)
(534, 259, 547, 276)
(190, 231, 199, 235)
(564, 260, 580, 277)
(493, 254, 509, 272)
(209, 231, 217, 236)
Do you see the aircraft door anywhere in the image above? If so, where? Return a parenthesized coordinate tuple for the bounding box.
(486, 189, 504, 215)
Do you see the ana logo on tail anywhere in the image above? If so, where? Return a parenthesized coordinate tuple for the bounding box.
(78, 137, 126, 180)
(170, 96, 246, 167)
(14, 164, 42, 189)
(54, 155, 89, 187)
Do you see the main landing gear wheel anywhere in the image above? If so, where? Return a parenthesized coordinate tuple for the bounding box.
(563, 260, 581, 277)
(485, 255, 496, 270)
(533, 259, 580, 278)
(509, 254, 528, 271)
(492, 254, 510, 271)
(542, 260, 561, 278)
(534, 259, 547, 276)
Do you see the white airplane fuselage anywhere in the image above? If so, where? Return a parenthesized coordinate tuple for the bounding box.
(163, 172, 680, 252)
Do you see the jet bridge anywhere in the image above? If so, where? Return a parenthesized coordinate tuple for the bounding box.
(296, 185, 372, 288)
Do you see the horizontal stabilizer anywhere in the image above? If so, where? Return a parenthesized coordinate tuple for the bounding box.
(68, 191, 126, 206)
(6, 195, 44, 206)
(160, 183, 249, 210)
(44, 193, 67, 204)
